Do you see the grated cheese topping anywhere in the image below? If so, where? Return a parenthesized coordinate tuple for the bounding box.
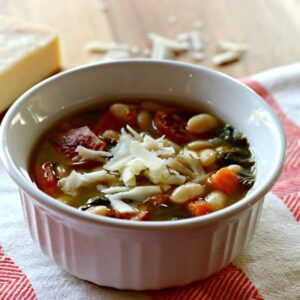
(107, 197, 137, 214)
(58, 126, 212, 209)
(58, 170, 118, 197)
(108, 186, 161, 202)
(76, 145, 111, 161)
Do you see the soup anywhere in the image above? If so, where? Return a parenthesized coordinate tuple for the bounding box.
(29, 101, 255, 221)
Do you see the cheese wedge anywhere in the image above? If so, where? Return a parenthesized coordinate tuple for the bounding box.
(0, 15, 61, 112)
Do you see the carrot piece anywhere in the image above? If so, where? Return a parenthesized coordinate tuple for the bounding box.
(188, 201, 212, 217)
(210, 167, 239, 195)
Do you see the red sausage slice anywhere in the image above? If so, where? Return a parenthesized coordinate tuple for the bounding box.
(54, 126, 106, 168)
(155, 110, 194, 144)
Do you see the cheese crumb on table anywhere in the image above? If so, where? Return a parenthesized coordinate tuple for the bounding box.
(0, 15, 60, 112)
(218, 40, 249, 52)
(85, 41, 128, 53)
(193, 20, 204, 30)
(212, 40, 248, 65)
(167, 15, 178, 25)
(212, 50, 242, 65)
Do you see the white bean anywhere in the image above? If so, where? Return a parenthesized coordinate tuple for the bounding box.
(109, 103, 130, 121)
(227, 164, 242, 174)
(187, 140, 213, 151)
(87, 206, 109, 216)
(137, 110, 152, 131)
(187, 113, 218, 134)
(171, 183, 205, 204)
(102, 129, 120, 140)
(205, 191, 228, 211)
(199, 149, 216, 167)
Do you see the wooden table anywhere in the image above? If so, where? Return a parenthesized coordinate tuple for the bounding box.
(1, 0, 300, 78)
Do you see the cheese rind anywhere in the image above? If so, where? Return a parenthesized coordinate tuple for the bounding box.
(0, 15, 61, 112)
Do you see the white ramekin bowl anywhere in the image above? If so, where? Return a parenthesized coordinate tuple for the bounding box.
(0, 60, 286, 290)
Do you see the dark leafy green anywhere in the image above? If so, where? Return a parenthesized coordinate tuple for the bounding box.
(215, 124, 256, 187)
(238, 167, 256, 187)
(218, 124, 249, 147)
(151, 205, 190, 221)
(79, 194, 110, 211)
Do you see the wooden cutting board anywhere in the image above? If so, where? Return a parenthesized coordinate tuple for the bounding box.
(1, 0, 300, 78)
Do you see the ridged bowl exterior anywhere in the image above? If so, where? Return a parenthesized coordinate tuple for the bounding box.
(20, 189, 263, 290)
(0, 61, 285, 291)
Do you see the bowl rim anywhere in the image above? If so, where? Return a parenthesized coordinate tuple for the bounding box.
(0, 59, 287, 230)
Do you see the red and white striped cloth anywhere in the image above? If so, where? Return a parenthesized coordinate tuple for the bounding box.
(1, 63, 299, 300)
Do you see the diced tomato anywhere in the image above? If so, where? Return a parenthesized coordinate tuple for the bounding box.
(127, 110, 138, 126)
(210, 167, 239, 195)
(188, 201, 212, 217)
(155, 110, 194, 144)
(35, 161, 59, 196)
(113, 212, 136, 220)
(93, 110, 137, 135)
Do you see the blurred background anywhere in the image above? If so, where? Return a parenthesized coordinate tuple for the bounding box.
(1, 0, 300, 77)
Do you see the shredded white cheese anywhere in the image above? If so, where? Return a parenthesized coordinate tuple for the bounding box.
(107, 197, 136, 214)
(100, 186, 130, 194)
(218, 40, 249, 52)
(150, 40, 175, 60)
(129, 141, 165, 169)
(190, 31, 203, 52)
(212, 40, 248, 66)
(148, 33, 188, 52)
(111, 186, 161, 202)
(103, 128, 192, 186)
(76, 145, 111, 161)
(178, 154, 205, 175)
(165, 158, 194, 177)
(212, 50, 243, 66)
(104, 134, 134, 171)
(85, 41, 128, 53)
(58, 170, 117, 196)
(120, 159, 147, 186)
(148, 33, 188, 60)
(145, 166, 186, 185)
(59, 125, 209, 200)
(126, 125, 143, 141)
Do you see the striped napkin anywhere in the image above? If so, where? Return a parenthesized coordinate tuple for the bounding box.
(1, 63, 299, 300)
